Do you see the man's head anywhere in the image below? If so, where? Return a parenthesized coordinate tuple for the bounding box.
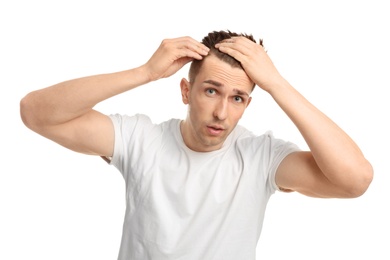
(188, 30, 263, 91)
(180, 30, 261, 152)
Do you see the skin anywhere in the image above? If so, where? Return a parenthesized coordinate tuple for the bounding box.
(180, 55, 253, 152)
(20, 35, 373, 200)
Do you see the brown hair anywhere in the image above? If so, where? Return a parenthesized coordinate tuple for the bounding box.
(188, 30, 263, 88)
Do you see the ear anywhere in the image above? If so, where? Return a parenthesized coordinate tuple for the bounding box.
(180, 78, 191, 104)
(246, 96, 252, 108)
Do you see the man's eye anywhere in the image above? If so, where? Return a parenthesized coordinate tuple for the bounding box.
(206, 89, 216, 95)
(234, 96, 243, 103)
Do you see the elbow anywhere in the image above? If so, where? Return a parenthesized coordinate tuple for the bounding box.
(20, 92, 41, 131)
(345, 161, 374, 198)
(20, 94, 31, 128)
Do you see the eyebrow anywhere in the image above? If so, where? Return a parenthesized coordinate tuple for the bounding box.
(203, 80, 250, 97)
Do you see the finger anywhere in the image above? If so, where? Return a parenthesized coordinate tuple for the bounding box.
(215, 40, 248, 61)
(216, 37, 252, 53)
(184, 40, 210, 57)
(175, 38, 209, 60)
(174, 36, 209, 55)
(215, 46, 244, 62)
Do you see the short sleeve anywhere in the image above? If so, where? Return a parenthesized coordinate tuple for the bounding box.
(108, 113, 153, 179)
(263, 131, 300, 193)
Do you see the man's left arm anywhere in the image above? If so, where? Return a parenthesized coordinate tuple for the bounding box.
(216, 37, 373, 198)
(270, 79, 373, 198)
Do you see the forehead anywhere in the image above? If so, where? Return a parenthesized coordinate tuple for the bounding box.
(194, 55, 254, 93)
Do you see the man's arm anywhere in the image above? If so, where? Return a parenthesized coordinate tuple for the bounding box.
(20, 37, 209, 157)
(270, 79, 373, 198)
(215, 37, 373, 198)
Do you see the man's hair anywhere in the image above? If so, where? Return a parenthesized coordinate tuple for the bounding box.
(188, 30, 263, 88)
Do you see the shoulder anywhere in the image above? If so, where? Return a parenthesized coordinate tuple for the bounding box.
(109, 113, 181, 138)
(109, 113, 152, 127)
(233, 126, 299, 156)
(233, 126, 272, 147)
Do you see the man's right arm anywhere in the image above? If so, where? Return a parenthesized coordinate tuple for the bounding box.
(20, 36, 209, 158)
(20, 67, 151, 157)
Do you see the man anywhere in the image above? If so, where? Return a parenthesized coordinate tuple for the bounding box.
(20, 30, 373, 259)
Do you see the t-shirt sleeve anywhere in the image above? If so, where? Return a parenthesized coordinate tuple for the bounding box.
(264, 131, 301, 193)
(108, 113, 153, 180)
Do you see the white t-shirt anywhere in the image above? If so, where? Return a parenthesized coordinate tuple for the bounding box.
(109, 114, 299, 260)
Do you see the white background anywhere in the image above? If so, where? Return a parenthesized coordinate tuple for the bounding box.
(1, 0, 389, 259)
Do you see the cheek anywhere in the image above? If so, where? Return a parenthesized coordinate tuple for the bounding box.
(230, 105, 247, 120)
(190, 95, 213, 112)
(188, 98, 204, 116)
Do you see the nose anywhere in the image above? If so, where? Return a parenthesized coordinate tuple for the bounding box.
(213, 99, 228, 121)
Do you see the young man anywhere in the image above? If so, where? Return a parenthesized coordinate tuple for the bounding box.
(20, 30, 373, 259)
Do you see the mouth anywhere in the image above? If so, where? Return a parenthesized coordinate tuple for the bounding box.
(207, 125, 225, 136)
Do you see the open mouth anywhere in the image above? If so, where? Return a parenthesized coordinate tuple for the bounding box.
(207, 126, 224, 135)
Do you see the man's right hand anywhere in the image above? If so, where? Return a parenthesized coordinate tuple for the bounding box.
(143, 36, 209, 82)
